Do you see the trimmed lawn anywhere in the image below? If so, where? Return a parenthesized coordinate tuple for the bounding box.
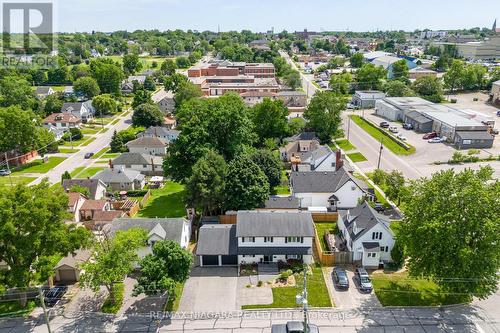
(335, 139, 356, 151)
(77, 167, 106, 178)
(372, 272, 470, 306)
(347, 152, 367, 162)
(349, 115, 415, 156)
(80, 127, 99, 135)
(138, 181, 186, 218)
(165, 281, 186, 312)
(0, 176, 36, 187)
(80, 137, 96, 146)
(314, 222, 337, 252)
(70, 166, 86, 177)
(101, 153, 120, 159)
(243, 266, 331, 309)
(58, 148, 79, 153)
(91, 116, 116, 125)
(12, 157, 66, 174)
(272, 170, 290, 195)
(61, 136, 90, 147)
(92, 147, 110, 159)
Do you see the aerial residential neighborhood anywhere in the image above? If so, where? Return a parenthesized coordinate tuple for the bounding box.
(0, 1, 499, 333)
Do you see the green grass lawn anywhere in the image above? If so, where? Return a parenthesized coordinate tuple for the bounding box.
(90, 116, 116, 126)
(11, 157, 66, 174)
(70, 166, 86, 178)
(110, 118, 120, 125)
(0, 300, 36, 317)
(101, 283, 124, 314)
(271, 170, 290, 195)
(0, 176, 36, 187)
(101, 152, 120, 159)
(349, 115, 415, 156)
(372, 272, 471, 306)
(138, 181, 186, 218)
(58, 148, 79, 154)
(76, 167, 106, 178)
(347, 152, 367, 163)
(61, 136, 89, 147)
(335, 139, 356, 151)
(80, 137, 97, 146)
(80, 127, 99, 135)
(92, 147, 110, 159)
(165, 280, 186, 312)
(315, 222, 337, 252)
(242, 266, 331, 309)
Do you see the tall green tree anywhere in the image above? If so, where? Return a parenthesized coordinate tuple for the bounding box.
(399, 167, 500, 299)
(123, 53, 143, 75)
(304, 91, 346, 144)
(161, 59, 177, 75)
(283, 69, 301, 90)
(90, 58, 124, 95)
(384, 80, 415, 97)
(251, 98, 289, 145)
(391, 59, 409, 81)
(132, 103, 163, 127)
(185, 150, 227, 215)
(355, 63, 387, 90)
(74, 76, 101, 99)
(132, 89, 152, 108)
(0, 107, 38, 153)
(173, 81, 202, 108)
(0, 181, 91, 304)
(412, 76, 443, 103)
(329, 72, 352, 95)
(250, 149, 282, 188)
(443, 60, 465, 92)
(349, 53, 364, 68)
(0, 75, 37, 110)
(92, 94, 118, 115)
(42, 93, 63, 116)
(224, 154, 270, 210)
(384, 170, 405, 205)
(133, 240, 192, 298)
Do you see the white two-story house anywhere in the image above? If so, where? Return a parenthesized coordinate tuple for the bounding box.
(125, 137, 168, 156)
(290, 165, 374, 211)
(112, 152, 163, 176)
(196, 211, 315, 266)
(60, 101, 95, 122)
(337, 202, 395, 268)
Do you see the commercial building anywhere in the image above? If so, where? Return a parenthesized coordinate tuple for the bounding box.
(370, 56, 418, 79)
(351, 91, 386, 109)
(431, 36, 500, 61)
(491, 80, 500, 106)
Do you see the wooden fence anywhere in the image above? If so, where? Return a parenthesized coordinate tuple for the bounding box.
(139, 190, 152, 208)
(219, 214, 237, 224)
(311, 212, 338, 222)
(313, 223, 353, 266)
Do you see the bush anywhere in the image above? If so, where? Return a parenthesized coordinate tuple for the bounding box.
(391, 240, 405, 269)
(277, 269, 293, 282)
(126, 190, 148, 197)
(257, 280, 263, 287)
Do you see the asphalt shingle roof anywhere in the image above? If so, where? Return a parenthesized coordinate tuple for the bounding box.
(126, 137, 167, 148)
(91, 167, 145, 184)
(291, 166, 369, 193)
(264, 196, 299, 209)
(62, 179, 106, 200)
(113, 153, 163, 166)
(196, 224, 237, 255)
(109, 217, 188, 243)
(235, 211, 314, 237)
(339, 202, 392, 242)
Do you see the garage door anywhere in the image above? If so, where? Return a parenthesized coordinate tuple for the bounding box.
(202, 255, 219, 266)
(58, 269, 77, 282)
(221, 255, 237, 266)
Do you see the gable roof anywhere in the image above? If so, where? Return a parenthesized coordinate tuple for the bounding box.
(287, 132, 318, 142)
(196, 224, 237, 255)
(61, 102, 84, 113)
(125, 136, 167, 148)
(113, 153, 163, 166)
(80, 199, 108, 211)
(109, 217, 188, 243)
(236, 211, 314, 237)
(36, 86, 52, 94)
(300, 145, 335, 170)
(62, 179, 107, 199)
(92, 210, 123, 222)
(43, 113, 81, 124)
(91, 167, 145, 184)
(54, 250, 91, 269)
(67, 192, 86, 207)
(291, 166, 369, 193)
(264, 196, 299, 209)
(140, 127, 180, 138)
(340, 201, 393, 242)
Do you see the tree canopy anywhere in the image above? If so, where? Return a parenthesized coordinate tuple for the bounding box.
(355, 63, 387, 90)
(92, 94, 118, 115)
(412, 76, 443, 103)
(132, 103, 163, 128)
(90, 58, 124, 95)
(250, 98, 289, 146)
(74, 76, 101, 99)
(304, 91, 346, 144)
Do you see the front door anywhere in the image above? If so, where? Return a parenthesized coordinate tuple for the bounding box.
(263, 255, 272, 263)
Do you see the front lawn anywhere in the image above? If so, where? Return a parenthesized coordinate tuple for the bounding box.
(58, 148, 79, 154)
(242, 266, 331, 309)
(165, 281, 185, 312)
(92, 147, 109, 159)
(12, 157, 66, 174)
(138, 181, 186, 218)
(0, 176, 36, 187)
(349, 115, 415, 156)
(335, 139, 356, 151)
(372, 272, 471, 306)
(347, 152, 367, 162)
(315, 222, 337, 252)
(70, 166, 86, 177)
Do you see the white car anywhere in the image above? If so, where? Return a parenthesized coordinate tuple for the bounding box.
(396, 133, 407, 141)
(389, 126, 398, 133)
(428, 137, 444, 143)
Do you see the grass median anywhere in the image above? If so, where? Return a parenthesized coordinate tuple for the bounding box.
(347, 152, 367, 162)
(349, 115, 415, 156)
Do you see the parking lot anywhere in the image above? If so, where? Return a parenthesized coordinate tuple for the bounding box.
(322, 267, 381, 309)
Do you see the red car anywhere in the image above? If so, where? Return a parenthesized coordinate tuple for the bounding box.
(423, 132, 437, 140)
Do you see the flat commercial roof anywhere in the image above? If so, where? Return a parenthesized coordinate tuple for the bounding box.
(422, 110, 485, 128)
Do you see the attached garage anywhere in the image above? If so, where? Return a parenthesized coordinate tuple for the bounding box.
(196, 224, 238, 267)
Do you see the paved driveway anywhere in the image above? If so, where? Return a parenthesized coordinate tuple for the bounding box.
(323, 267, 381, 309)
(178, 267, 239, 312)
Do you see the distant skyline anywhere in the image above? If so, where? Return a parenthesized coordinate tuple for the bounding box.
(56, 0, 499, 33)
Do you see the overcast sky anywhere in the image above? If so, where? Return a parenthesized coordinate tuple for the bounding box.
(56, 0, 499, 33)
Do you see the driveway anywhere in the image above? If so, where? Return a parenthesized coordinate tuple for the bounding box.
(323, 266, 381, 309)
(177, 267, 239, 312)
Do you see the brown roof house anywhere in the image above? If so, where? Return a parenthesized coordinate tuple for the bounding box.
(79, 199, 110, 221)
(54, 250, 91, 283)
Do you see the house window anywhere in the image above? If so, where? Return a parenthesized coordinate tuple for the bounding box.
(385, 246, 389, 252)
(242, 237, 255, 243)
(264, 237, 274, 243)
(143, 164, 147, 168)
(285, 237, 304, 243)
(380, 246, 385, 252)
(372, 232, 382, 240)
(242, 255, 255, 258)
(367, 252, 377, 258)
(286, 255, 302, 260)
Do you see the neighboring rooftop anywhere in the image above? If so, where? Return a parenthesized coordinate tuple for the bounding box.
(126, 136, 167, 147)
(264, 196, 300, 210)
(62, 179, 106, 199)
(91, 167, 145, 183)
(290, 167, 369, 193)
(109, 217, 188, 243)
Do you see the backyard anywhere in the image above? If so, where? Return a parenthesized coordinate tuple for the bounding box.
(271, 170, 290, 195)
(242, 265, 331, 309)
(138, 181, 186, 218)
(371, 271, 470, 306)
(314, 222, 337, 252)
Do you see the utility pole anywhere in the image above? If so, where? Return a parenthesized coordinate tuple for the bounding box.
(70, 131, 73, 150)
(4, 152, 13, 187)
(377, 138, 384, 169)
(347, 116, 351, 141)
(296, 266, 309, 333)
(39, 287, 52, 333)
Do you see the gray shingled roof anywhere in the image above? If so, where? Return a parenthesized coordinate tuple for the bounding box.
(113, 153, 163, 166)
(264, 196, 299, 209)
(126, 137, 167, 148)
(109, 217, 187, 243)
(141, 127, 180, 138)
(405, 111, 433, 124)
(236, 211, 314, 237)
(196, 224, 237, 255)
(300, 145, 334, 169)
(62, 179, 106, 199)
(91, 167, 145, 184)
(340, 202, 392, 242)
(455, 131, 494, 140)
(291, 167, 369, 193)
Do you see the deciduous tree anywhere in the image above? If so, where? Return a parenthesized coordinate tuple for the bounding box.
(74, 76, 101, 99)
(132, 103, 163, 127)
(251, 98, 289, 145)
(304, 91, 346, 144)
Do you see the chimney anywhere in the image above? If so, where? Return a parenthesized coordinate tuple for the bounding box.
(109, 159, 113, 169)
(151, 157, 155, 172)
(335, 150, 343, 171)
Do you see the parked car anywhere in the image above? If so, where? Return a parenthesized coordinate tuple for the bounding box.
(496, 110, 500, 117)
(332, 267, 349, 290)
(0, 169, 11, 176)
(379, 121, 390, 128)
(396, 133, 407, 141)
(346, 102, 355, 109)
(44, 286, 68, 307)
(491, 129, 499, 135)
(402, 123, 413, 130)
(389, 126, 398, 133)
(428, 137, 444, 143)
(272, 321, 320, 333)
(423, 132, 437, 140)
(84, 152, 94, 159)
(373, 203, 385, 212)
(354, 268, 373, 293)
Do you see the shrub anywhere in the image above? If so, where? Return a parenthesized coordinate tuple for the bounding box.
(278, 270, 292, 282)
(126, 190, 148, 197)
(391, 240, 405, 269)
(257, 280, 263, 287)
(467, 149, 480, 155)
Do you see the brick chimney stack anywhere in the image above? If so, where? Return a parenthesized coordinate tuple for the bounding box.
(335, 150, 343, 171)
